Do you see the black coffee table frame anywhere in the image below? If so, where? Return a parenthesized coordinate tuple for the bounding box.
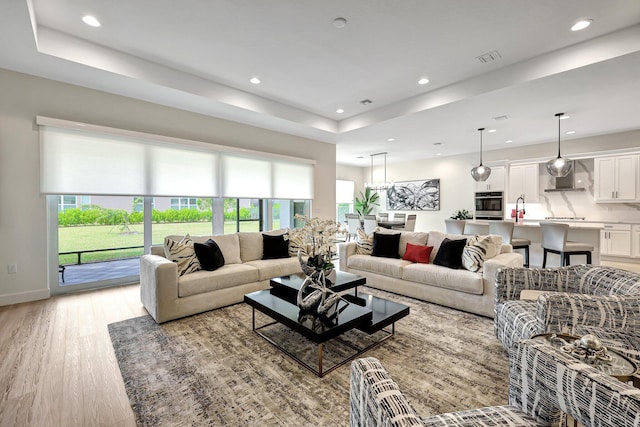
(245, 274, 409, 378)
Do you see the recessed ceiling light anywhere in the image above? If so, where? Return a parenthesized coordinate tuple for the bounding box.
(249, 77, 261, 85)
(387, 138, 395, 142)
(436, 153, 442, 156)
(566, 130, 576, 135)
(418, 77, 429, 85)
(488, 129, 497, 133)
(82, 15, 101, 27)
(571, 19, 593, 31)
(333, 17, 347, 28)
(336, 108, 344, 114)
(505, 140, 512, 144)
(560, 115, 570, 120)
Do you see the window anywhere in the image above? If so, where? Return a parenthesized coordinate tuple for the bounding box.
(336, 180, 355, 223)
(57, 195, 91, 211)
(170, 197, 199, 210)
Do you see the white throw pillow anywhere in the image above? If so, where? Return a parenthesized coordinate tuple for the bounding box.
(462, 235, 495, 273)
(355, 228, 376, 255)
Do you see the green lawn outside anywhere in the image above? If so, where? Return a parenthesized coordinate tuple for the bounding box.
(58, 220, 278, 264)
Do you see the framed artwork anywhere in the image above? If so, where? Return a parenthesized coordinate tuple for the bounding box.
(386, 179, 440, 211)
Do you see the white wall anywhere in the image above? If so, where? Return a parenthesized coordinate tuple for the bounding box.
(0, 68, 336, 305)
(337, 129, 640, 233)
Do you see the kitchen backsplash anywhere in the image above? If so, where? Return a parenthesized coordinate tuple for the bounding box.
(505, 158, 640, 222)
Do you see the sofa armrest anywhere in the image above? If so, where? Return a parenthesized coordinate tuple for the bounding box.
(495, 265, 590, 305)
(536, 293, 640, 334)
(350, 357, 423, 427)
(338, 242, 357, 272)
(140, 254, 179, 323)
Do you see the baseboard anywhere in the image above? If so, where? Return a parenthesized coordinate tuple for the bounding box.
(0, 288, 50, 307)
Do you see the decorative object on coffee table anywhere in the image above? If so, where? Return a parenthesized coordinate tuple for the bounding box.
(293, 214, 345, 318)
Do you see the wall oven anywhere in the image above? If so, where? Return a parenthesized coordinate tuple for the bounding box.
(474, 191, 504, 220)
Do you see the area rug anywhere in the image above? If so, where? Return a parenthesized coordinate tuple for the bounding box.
(108, 287, 510, 426)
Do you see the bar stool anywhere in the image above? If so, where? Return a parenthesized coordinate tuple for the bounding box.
(444, 219, 466, 234)
(489, 220, 531, 267)
(540, 222, 593, 267)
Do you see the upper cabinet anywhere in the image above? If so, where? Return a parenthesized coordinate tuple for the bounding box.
(508, 163, 539, 203)
(474, 166, 505, 192)
(594, 154, 639, 202)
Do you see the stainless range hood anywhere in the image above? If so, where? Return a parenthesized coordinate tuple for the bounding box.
(544, 161, 585, 192)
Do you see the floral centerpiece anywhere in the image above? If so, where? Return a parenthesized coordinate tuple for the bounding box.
(292, 214, 347, 319)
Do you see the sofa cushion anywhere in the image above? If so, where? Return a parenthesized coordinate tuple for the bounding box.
(347, 254, 411, 279)
(193, 238, 225, 271)
(355, 228, 375, 255)
(433, 238, 467, 269)
(210, 234, 242, 265)
(245, 257, 302, 281)
(377, 229, 429, 258)
(178, 263, 260, 297)
(238, 229, 288, 262)
(262, 233, 290, 259)
(371, 232, 401, 259)
(164, 235, 201, 276)
(402, 243, 433, 264)
(402, 263, 484, 294)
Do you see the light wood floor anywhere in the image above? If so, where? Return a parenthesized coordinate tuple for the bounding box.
(0, 284, 145, 427)
(1, 261, 638, 426)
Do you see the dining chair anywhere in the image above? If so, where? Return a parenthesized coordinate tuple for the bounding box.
(392, 213, 406, 222)
(346, 216, 361, 241)
(400, 214, 416, 231)
(363, 215, 378, 235)
(377, 212, 389, 221)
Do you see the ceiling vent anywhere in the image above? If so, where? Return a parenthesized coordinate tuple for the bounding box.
(476, 50, 502, 64)
(493, 115, 510, 121)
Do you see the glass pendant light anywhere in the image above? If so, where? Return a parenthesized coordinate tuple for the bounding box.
(546, 112, 573, 177)
(471, 128, 491, 182)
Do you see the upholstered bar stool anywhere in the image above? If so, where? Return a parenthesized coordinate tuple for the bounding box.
(540, 222, 593, 267)
(444, 219, 466, 234)
(489, 220, 531, 267)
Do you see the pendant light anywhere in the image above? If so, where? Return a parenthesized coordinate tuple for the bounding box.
(546, 112, 573, 177)
(365, 152, 394, 191)
(471, 128, 491, 182)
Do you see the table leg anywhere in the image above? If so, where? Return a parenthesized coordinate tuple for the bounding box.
(318, 343, 323, 377)
(252, 307, 255, 331)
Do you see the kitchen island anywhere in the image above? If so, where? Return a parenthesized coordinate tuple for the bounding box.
(464, 219, 602, 268)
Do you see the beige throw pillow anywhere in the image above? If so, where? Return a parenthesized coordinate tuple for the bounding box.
(462, 235, 496, 273)
(355, 228, 376, 255)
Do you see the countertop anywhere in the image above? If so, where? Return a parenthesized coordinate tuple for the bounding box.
(465, 219, 604, 230)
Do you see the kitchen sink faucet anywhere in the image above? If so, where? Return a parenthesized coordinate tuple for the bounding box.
(515, 195, 526, 224)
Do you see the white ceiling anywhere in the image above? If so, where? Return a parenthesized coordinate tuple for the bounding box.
(2, 0, 640, 166)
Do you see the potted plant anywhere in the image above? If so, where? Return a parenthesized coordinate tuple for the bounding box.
(354, 187, 380, 218)
(450, 209, 473, 220)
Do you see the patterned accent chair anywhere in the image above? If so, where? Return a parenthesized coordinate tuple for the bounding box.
(494, 265, 640, 361)
(350, 339, 640, 426)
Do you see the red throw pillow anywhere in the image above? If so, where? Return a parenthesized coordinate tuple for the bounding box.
(402, 243, 433, 263)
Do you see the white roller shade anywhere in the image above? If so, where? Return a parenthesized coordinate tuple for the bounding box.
(273, 161, 314, 199)
(336, 180, 354, 203)
(221, 154, 272, 198)
(38, 117, 314, 199)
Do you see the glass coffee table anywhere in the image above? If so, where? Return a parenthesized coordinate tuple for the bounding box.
(244, 272, 409, 377)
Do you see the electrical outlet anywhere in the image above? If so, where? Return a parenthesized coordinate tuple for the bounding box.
(7, 264, 17, 274)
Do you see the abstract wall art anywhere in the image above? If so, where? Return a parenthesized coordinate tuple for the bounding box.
(386, 179, 440, 211)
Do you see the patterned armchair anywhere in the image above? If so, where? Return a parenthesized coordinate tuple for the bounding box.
(350, 340, 640, 426)
(494, 265, 640, 361)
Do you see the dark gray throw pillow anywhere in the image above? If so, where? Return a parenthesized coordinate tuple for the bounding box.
(433, 238, 467, 269)
(194, 238, 225, 271)
(371, 232, 401, 259)
(262, 233, 290, 259)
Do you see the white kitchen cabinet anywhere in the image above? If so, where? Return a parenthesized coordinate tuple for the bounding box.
(600, 223, 631, 257)
(474, 166, 505, 192)
(633, 225, 640, 258)
(508, 163, 539, 203)
(594, 155, 639, 202)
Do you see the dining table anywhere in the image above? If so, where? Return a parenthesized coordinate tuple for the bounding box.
(376, 220, 405, 229)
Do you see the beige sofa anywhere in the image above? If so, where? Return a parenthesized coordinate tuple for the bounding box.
(140, 231, 302, 323)
(338, 230, 523, 318)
